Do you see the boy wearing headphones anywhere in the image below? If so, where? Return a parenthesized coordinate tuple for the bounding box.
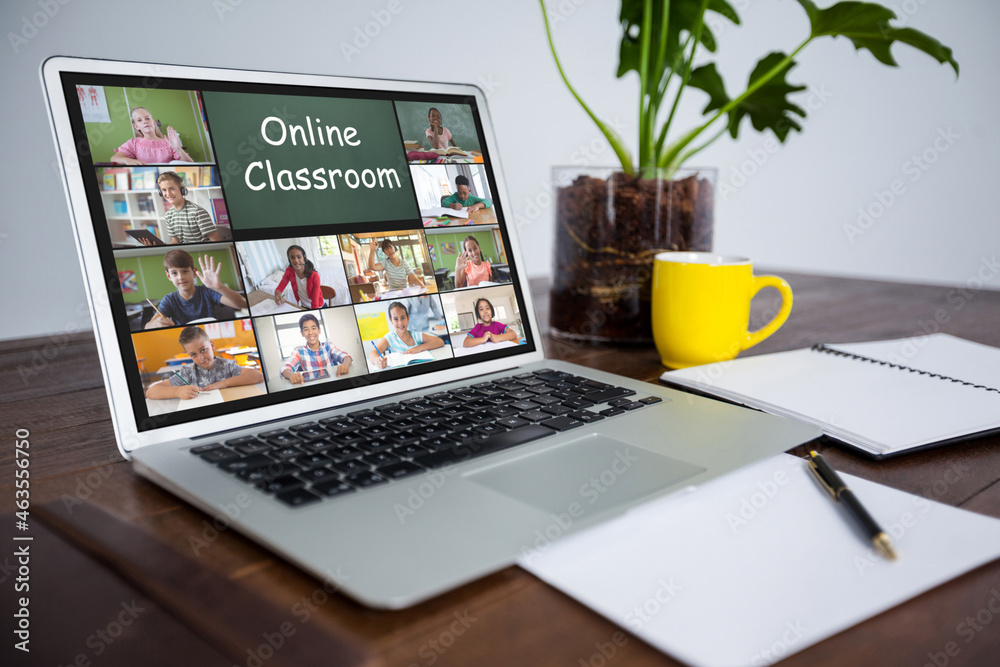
(157, 171, 222, 244)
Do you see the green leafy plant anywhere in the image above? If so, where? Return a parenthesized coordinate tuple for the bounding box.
(539, 0, 958, 177)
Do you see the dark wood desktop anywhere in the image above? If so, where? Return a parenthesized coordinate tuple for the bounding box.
(2, 273, 999, 666)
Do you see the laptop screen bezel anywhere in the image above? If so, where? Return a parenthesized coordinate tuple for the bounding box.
(41, 56, 545, 456)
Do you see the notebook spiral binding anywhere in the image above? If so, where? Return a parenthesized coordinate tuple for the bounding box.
(810, 344, 1000, 394)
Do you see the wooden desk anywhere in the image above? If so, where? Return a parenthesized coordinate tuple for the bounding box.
(2, 273, 1000, 666)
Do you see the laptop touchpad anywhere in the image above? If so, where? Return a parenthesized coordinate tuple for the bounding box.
(466, 434, 705, 518)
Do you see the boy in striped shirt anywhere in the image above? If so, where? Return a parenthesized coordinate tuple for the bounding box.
(281, 314, 353, 384)
(158, 171, 222, 244)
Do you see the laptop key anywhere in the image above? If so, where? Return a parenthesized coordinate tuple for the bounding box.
(599, 407, 626, 417)
(540, 416, 587, 431)
(619, 401, 644, 411)
(357, 439, 393, 454)
(288, 421, 321, 432)
(328, 445, 365, 461)
(347, 470, 389, 488)
(530, 395, 563, 406)
(507, 389, 536, 400)
(234, 442, 271, 455)
(296, 453, 333, 469)
(382, 432, 422, 447)
(199, 448, 239, 463)
(222, 436, 257, 448)
(476, 423, 508, 436)
(377, 461, 426, 479)
(318, 418, 358, 434)
(218, 453, 272, 473)
(487, 406, 519, 418)
(299, 466, 340, 484)
(191, 442, 223, 454)
(422, 435, 459, 451)
(266, 434, 305, 448)
(569, 410, 605, 423)
(519, 410, 551, 422)
(496, 417, 530, 429)
(540, 404, 573, 416)
(275, 487, 322, 508)
(561, 398, 595, 410)
(329, 459, 370, 475)
(312, 479, 357, 497)
(639, 396, 664, 405)
(413, 424, 555, 469)
(257, 475, 304, 494)
(584, 387, 636, 403)
(363, 452, 401, 467)
(393, 443, 430, 457)
(608, 397, 634, 407)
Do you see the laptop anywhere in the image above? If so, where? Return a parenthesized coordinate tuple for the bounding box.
(41, 57, 819, 609)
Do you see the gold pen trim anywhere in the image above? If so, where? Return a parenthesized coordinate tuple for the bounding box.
(806, 459, 837, 499)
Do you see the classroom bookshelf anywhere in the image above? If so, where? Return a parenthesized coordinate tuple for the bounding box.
(98, 165, 228, 246)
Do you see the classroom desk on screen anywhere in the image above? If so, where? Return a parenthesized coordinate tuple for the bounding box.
(2, 273, 1000, 666)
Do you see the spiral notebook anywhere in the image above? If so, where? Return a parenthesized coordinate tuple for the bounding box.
(660, 334, 1000, 458)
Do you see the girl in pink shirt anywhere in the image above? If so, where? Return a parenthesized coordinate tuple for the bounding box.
(111, 106, 194, 165)
(464, 298, 518, 347)
(455, 236, 492, 288)
(425, 107, 455, 150)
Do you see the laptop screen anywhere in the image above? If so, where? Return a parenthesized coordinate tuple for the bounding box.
(58, 72, 535, 432)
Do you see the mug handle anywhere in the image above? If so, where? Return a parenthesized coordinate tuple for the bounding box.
(742, 275, 793, 351)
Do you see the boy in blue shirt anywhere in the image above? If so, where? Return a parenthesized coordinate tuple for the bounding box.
(145, 249, 247, 329)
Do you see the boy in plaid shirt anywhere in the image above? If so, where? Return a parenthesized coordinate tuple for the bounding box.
(280, 314, 352, 384)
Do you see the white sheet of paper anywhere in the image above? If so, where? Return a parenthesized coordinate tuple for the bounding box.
(174, 389, 224, 411)
(518, 454, 1000, 667)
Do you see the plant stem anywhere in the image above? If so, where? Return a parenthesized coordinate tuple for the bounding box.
(538, 0, 634, 172)
(656, 0, 708, 162)
(638, 0, 651, 167)
(659, 37, 811, 171)
(676, 125, 728, 166)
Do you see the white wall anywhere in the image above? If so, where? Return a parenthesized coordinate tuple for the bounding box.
(2, 0, 996, 341)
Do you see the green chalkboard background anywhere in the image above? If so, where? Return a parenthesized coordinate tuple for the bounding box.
(395, 101, 482, 152)
(203, 92, 418, 231)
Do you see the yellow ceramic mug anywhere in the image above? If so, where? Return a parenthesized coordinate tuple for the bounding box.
(652, 252, 793, 369)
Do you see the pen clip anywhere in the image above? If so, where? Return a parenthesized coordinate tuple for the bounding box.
(806, 459, 838, 499)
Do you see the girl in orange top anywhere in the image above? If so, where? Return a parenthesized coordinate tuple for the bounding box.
(454, 236, 492, 288)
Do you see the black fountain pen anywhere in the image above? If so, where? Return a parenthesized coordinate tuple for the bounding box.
(807, 450, 897, 561)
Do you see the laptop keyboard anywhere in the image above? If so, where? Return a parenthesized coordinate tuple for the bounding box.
(190, 369, 664, 508)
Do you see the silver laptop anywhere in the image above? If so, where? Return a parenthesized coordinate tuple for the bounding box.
(42, 57, 819, 609)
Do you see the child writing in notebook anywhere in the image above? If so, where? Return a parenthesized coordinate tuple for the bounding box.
(145, 326, 262, 399)
(273, 245, 325, 309)
(425, 107, 456, 151)
(145, 250, 248, 329)
(280, 314, 352, 383)
(463, 298, 518, 348)
(111, 106, 194, 165)
(368, 301, 444, 369)
(454, 236, 492, 288)
(441, 175, 492, 212)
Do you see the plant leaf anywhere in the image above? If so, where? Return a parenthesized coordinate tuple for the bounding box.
(794, 0, 958, 75)
(617, 0, 740, 79)
(691, 54, 807, 141)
